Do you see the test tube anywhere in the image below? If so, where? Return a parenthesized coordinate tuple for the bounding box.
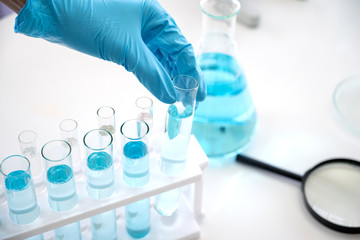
(0, 155, 39, 224)
(84, 129, 115, 198)
(54, 222, 82, 240)
(97, 106, 119, 169)
(42, 140, 78, 211)
(120, 119, 151, 238)
(155, 75, 199, 216)
(135, 96, 154, 152)
(83, 129, 117, 239)
(18, 130, 45, 192)
(41, 140, 81, 240)
(59, 119, 83, 179)
(97, 106, 116, 135)
(158, 75, 198, 175)
(120, 119, 150, 187)
(135, 96, 153, 132)
(125, 198, 151, 239)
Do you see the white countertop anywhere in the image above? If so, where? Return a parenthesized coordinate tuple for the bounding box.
(1, 0, 360, 239)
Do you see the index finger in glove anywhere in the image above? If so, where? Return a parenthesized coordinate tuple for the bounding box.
(141, 0, 206, 102)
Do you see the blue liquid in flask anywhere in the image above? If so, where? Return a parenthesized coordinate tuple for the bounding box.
(192, 53, 257, 159)
(5, 170, 39, 224)
(47, 164, 78, 211)
(160, 105, 193, 176)
(126, 198, 150, 239)
(123, 141, 149, 187)
(87, 152, 114, 199)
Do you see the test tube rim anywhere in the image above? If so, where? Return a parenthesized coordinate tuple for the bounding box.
(59, 119, 78, 133)
(172, 75, 199, 92)
(18, 130, 37, 144)
(120, 119, 149, 140)
(41, 140, 72, 162)
(0, 155, 31, 177)
(200, 0, 241, 20)
(83, 128, 113, 151)
(135, 96, 153, 110)
(97, 106, 115, 120)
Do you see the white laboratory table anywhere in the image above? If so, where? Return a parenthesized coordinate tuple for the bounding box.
(1, 0, 360, 239)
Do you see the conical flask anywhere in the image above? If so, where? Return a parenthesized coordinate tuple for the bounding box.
(192, 0, 257, 159)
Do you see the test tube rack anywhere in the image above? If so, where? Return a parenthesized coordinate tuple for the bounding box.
(0, 135, 208, 240)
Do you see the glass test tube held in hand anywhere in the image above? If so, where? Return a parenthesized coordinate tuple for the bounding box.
(41, 140, 81, 240)
(83, 129, 117, 239)
(120, 119, 151, 238)
(60, 119, 83, 179)
(0, 155, 40, 224)
(155, 75, 199, 216)
(18, 130, 45, 192)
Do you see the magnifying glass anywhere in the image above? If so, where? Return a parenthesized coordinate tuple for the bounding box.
(236, 154, 360, 234)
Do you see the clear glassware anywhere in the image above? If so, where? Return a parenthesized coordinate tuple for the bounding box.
(120, 119, 151, 238)
(158, 75, 199, 176)
(41, 140, 81, 240)
(83, 129, 117, 239)
(54, 222, 82, 240)
(120, 119, 150, 188)
(192, 0, 257, 160)
(18, 130, 46, 192)
(60, 119, 83, 179)
(90, 210, 117, 240)
(135, 96, 153, 133)
(97, 106, 116, 135)
(155, 75, 198, 217)
(135, 97, 154, 151)
(0, 155, 39, 224)
(97, 106, 120, 170)
(25, 234, 44, 240)
(42, 140, 78, 211)
(84, 129, 115, 199)
(125, 198, 151, 239)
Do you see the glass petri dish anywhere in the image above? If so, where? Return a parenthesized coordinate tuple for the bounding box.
(333, 76, 360, 136)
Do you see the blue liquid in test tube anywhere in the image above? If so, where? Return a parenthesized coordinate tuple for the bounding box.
(84, 129, 117, 240)
(42, 140, 81, 240)
(5, 170, 39, 224)
(25, 234, 44, 240)
(126, 198, 151, 239)
(47, 164, 77, 211)
(120, 119, 151, 238)
(87, 151, 114, 199)
(123, 141, 149, 187)
(91, 210, 117, 240)
(54, 221, 82, 240)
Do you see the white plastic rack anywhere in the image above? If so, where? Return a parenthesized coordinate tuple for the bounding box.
(0, 136, 208, 240)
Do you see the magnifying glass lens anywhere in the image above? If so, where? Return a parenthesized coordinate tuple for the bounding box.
(304, 161, 360, 230)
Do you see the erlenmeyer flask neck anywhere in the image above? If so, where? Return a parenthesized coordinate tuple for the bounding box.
(200, 0, 240, 37)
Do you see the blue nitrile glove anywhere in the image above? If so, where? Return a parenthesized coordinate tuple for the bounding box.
(14, 0, 206, 104)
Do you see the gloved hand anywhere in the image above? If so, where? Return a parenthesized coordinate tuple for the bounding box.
(15, 0, 206, 104)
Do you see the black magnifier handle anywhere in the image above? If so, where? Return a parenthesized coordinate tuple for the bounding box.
(236, 154, 303, 182)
